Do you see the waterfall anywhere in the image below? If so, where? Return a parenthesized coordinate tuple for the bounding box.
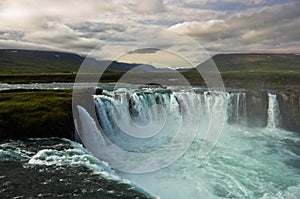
(93, 90, 231, 135)
(267, 93, 280, 128)
(72, 87, 299, 199)
(78, 88, 283, 144)
(91, 88, 257, 140)
(227, 92, 247, 125)
(73, 87, 290, 173)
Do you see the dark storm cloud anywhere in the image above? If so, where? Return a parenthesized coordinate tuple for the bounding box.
(72, 22, 126, 33)
(129, 48, 161, 54)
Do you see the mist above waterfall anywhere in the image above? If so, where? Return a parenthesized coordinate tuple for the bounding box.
(94, 87, 281, 135)
(73, 85, 299, 199)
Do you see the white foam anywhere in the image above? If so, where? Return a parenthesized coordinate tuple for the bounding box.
(75, 88, 300, 198)
(267, 93, 280, 128)
(28, 145, 120, 180)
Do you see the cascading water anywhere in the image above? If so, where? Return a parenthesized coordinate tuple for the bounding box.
(227, 92, 247, 125)
(93, 89, 231, 151)
(75, 86, 300, 199)
(94, 88, 247, 134)
(267, 93, 280, 128)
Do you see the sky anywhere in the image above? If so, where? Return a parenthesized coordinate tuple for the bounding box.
(0, 0, 299, 66)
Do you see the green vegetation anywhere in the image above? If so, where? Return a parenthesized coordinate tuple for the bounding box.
(181, 71, 300, 90)
(1, 50, 299, 139)
(0, 73, 76, 83)
(0, 90, 73, 139)
(0, 50, 299, 90)
(0, 49, 143, 75)
(0, 49, 81, 74)
(1, 71, 299, 90)
(196, 53, 300, 73)
(181, 53, 300, 90)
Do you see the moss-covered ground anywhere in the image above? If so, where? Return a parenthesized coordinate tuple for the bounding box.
(0, 90, 73, 139)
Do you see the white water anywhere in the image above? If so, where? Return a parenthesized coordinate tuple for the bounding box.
(75, 87, 300, 198)
(28, 142, 120, 180)
(0, 138, 154, 198)
(0, 82, 116, 91)
(267, 93, 280, 128)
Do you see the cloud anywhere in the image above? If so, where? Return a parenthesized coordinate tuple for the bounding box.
(169, 2, 300, 52)
(127, 0, 166, 14)
(22, 22, 101, 53)
(169, 20, 229, 42)
(0, 0, 119, 30)
(0, 39, 57, 51)
(0, 31, 24, 40)
(0, 0, 299, 56)
(129, 48, 161, 54)
(73, 22, 126, 33)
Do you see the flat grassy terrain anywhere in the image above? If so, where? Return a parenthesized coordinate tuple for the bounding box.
(1, 71, 300, 90)
(0, 90, 73, 139)
(194, 53, 300, 73)
(182, 71, 300, 90)
(0, 73, 76, 83)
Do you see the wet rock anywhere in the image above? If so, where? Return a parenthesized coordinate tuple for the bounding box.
(246, 90, 268, 127)
(277, 91, 300, 133)
(128, 97, 139, 118)
(95, 88, 103, 95)
(139, 83, 166, 89)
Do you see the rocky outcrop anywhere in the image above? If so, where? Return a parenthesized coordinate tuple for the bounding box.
(245, 90, 268, 128)
(277, 91, 300, 133)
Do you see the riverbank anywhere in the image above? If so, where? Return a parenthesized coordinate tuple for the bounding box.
(0, 138, 153, 198)
(0, 89, 74, 140)
(1, 72, 300, 90)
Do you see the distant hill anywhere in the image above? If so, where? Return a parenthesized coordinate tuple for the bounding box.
(1, 50, 300, 75)
(183, 53, 300, 73)
(0, 49, 165, 74)
(0, 49, 82, 74)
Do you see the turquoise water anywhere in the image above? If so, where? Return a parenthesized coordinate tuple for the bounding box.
(1, 84, 299, 198)
(120, 126, 300, 198)
(1, 128, 298, 198)
(83, 87, 300, 198)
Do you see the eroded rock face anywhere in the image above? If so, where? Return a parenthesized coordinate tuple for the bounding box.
(246, 90, 268, 128)
(277, 91, 300, 133)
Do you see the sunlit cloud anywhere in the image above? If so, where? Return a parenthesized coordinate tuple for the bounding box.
(0, 0, 298, 58)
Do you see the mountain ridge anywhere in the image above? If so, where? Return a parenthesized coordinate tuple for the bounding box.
(0, 49, 300, 74)
(0, 49, 165, 74)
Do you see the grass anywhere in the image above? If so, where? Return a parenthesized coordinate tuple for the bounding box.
(1, 51, 299, 140)
(1, 71, 300, 90)
(0, 90, 73, 139)
(0, 73, 76, 83)
(208, 53, 300, 73)
(0, 50, 299, 90)
(182, 71, 300, 90)
(0, 49, 81, 74)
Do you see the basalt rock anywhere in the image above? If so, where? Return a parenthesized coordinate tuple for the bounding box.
(245, 90, 268, 127)
(277, 91, 300, 133)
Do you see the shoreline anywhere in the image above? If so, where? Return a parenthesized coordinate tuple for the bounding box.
(1, 72, 300, 91)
